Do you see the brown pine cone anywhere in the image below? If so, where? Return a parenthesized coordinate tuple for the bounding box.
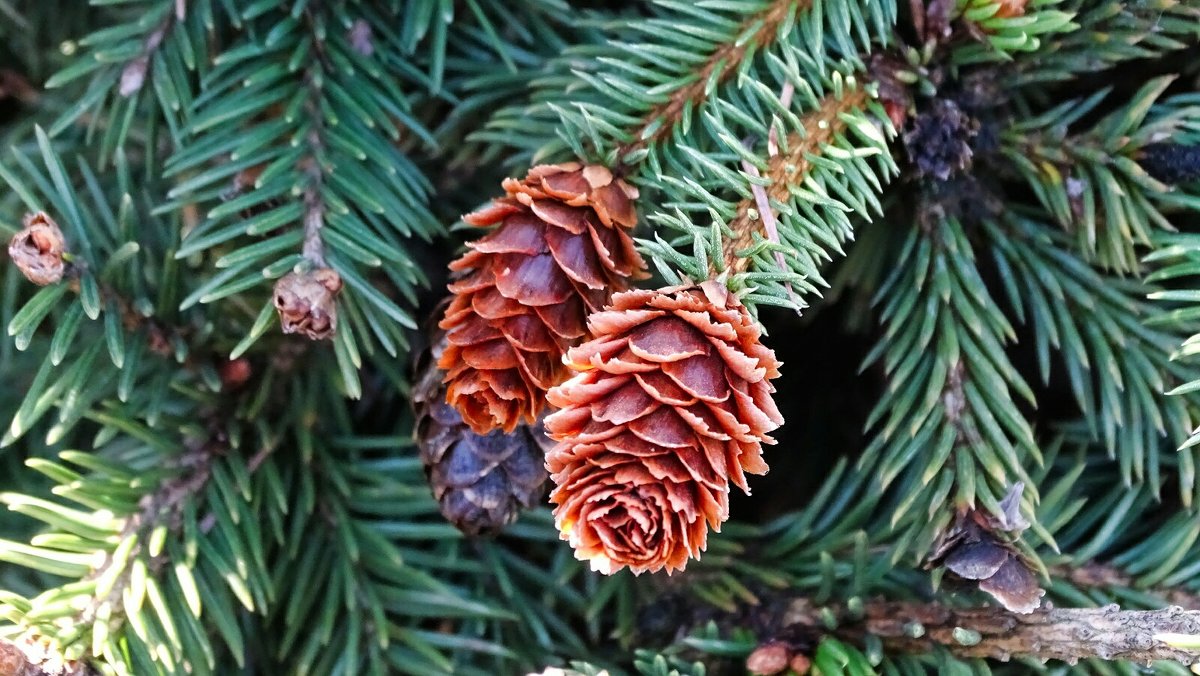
(439, 162, 647, 435)
(544, 281, 783, 574)
(414, 323, 552, 536)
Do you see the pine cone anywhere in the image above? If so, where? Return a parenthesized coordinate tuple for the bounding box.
(414, 322, 552, 536)
(439, 162, 647, 434)
(544, 281, 783, 574)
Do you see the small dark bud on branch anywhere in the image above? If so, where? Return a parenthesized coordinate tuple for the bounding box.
(904, 99, 978, 181)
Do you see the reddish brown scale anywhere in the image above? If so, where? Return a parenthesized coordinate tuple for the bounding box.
(439, 163, 646, 435)
(545, 281, 782, 575)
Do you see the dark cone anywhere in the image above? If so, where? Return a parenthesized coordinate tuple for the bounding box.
(413, 317, 551, 536)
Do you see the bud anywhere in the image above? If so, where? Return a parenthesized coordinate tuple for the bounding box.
(273, 267, 343, 340)
(746, 642, 790, 675)
(993, 0, 1027, 19)
(219, 358, 253, 390)
(8, 212, 67, 285)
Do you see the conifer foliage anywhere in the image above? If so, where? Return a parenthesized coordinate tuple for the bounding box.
(3, 0, 1200, 675)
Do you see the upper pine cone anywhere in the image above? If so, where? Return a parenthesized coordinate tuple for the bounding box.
(414, 324, 552, 536)
(545, 282, 783, 575)
(439, 163, 647, 434)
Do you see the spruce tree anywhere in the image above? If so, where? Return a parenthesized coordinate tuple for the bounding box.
(2, 1, 1200, 674)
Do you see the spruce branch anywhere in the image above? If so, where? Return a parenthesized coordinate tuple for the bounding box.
(985, 213, 1200, 493)
(614, 0, 800, 163)
(75, 428, 220, 631)
(862, 216, 1038, 561)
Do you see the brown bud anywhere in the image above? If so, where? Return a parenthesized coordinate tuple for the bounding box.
(273, 267, 343, 340)
(8, 212, 67, 286)
(789, 654, 812, 675)
(746, 642, 790, 675)
(993, 0, 1027, 19)
(219, 358, 253, 390)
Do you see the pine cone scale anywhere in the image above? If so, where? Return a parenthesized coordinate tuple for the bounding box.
(529, 200, 590, 234)
(546, 227, 607, 289)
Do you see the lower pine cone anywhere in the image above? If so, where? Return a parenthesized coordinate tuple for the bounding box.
(412, 323, 551, 536)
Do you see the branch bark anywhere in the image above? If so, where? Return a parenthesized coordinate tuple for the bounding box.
(779, 599, 1200, 665)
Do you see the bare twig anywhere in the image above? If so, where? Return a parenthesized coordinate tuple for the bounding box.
(1053, 562, 1200, 611)
(298, 9, 334, 267)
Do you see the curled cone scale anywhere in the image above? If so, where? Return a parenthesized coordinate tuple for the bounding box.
(414, 320, 551, 536)
(439, 162, 647, 435)
(928, 483, 1044, 614)
(545, 281, 783, 575)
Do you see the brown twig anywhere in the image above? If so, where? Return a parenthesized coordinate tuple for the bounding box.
(723, 88, 870, 274)
(615, 0, 803, 162)
(776, 598, 1200, 665)
(298, 9, 334, 267)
